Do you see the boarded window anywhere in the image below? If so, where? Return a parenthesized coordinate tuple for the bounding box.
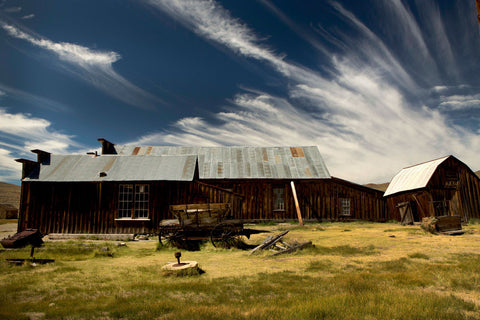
(273, 187, 285, 211)
(340, 198, 351, 216)
(118, 184, 149, 219)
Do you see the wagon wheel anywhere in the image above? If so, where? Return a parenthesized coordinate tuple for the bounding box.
(158, 227, 183, 247)
(210, 223, 242, 248)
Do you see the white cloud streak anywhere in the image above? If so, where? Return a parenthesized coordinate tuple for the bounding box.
(141, 0, 480, 183)
(0, 147, 22, 181)
(0, 108, 85, 182)
(439, 94, 480, 111)
(20, 14, 35, 20)
(1, 23, 163, 110)
(147, 0, 290, 75)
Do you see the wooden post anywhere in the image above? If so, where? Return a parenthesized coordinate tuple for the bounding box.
(290, 181, 303, 226)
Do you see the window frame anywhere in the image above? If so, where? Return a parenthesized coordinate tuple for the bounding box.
(339, 198, 351, 216)
(273, 186, 285, 212)
(116, 183, 150, 221)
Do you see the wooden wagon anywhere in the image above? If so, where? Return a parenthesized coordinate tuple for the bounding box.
(158, 203, 247, 249)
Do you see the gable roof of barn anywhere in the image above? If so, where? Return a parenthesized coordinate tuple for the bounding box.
(19, 145, 330, 182)
(110, 145, 331, 180)
(22, 154, 198, 182)
(384, 155, 451, 197)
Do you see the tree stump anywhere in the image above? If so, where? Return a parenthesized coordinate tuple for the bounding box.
(161, 261, 204, 276)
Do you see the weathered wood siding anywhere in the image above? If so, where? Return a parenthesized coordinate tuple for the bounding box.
(18, 181, 242, 235)
(206, 178, 386, 222)
(18, 178, 386, 234)
(386, 158, 480, 221)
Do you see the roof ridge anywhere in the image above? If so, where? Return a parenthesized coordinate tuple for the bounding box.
(402, 155, 451, 169)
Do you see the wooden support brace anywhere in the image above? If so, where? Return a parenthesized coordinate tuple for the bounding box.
(272, 241, 313, 256)
(248, 230, 289, 255)
(290, 181, 303, 226)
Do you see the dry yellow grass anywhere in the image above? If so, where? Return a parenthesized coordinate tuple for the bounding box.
(1, 221, 480, 319)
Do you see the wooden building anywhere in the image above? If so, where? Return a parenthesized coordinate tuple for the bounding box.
(384, 155, 480, 223)
(0, 204, 18, 219)
(15, 139, 386, 235)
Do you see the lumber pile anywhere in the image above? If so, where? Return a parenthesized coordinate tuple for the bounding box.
(248, 230, 313, 256)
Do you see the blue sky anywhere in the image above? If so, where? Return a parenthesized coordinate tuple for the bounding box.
(0, 0, 479, 185)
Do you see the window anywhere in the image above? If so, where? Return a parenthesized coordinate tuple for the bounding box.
(340, 198, 351, 216)
(118, 184, 149, 219)
(273, 187, 285, 211)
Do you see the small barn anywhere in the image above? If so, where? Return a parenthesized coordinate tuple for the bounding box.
(384, 155, 480, 223)
(15, 139, 386, 235)
(0, 204, 18, 219)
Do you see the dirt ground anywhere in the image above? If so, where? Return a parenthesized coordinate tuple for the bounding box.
(0, 223, 17, 239)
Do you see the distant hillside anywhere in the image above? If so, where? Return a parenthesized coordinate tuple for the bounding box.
(363, 183, 389, 192)
(0, 182, 21, 209)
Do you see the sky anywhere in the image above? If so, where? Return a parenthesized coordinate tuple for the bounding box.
(0, 0, 479, 186)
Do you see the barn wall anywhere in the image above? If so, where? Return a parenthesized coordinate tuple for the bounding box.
(18, 181, 240, 234)
(454, 165, 480, 220)
(385, 191, 432, 222)
(206, 178, 386, 222)
(296, 179, 387, 221)
(18, 178, 387, 235)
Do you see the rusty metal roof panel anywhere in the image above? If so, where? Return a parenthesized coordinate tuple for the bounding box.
(384, 156, 451, 197)
(112, 145, 330, 179)
(23, 154, 197, 182)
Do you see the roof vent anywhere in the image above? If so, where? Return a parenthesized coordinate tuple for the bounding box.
(99, 171, 107, 177)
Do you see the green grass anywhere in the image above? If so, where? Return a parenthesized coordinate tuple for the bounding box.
(408, 252, 430, 260)
(468, 218, 480, 225)
(1, 222, 480, 319)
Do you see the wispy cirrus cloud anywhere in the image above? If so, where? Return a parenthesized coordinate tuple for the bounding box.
(439, 94, 480, 111)
(1, 23, 163, 110)
(20, 14, 34, 20)
(3, 6, 21, 13)
(0, 108, 85, 182)
(142, 0, 480, 183)
(258, 0, 328, 56)
(147, 0, 290, 74)
(0, 83, 71, 112)
(0, 108, 81, 153)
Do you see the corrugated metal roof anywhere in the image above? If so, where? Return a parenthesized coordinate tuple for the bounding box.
(384, 156, 450, 197)
(112, 145, 330, 179)
(23, 154, 197, 182)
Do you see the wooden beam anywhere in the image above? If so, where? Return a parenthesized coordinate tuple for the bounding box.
(194, 180, 245, 199)
(290, 181, 303, 226)
(272, 241, 313, 256)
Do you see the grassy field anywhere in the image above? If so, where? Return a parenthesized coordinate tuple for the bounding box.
(1, 221, 480, 319)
